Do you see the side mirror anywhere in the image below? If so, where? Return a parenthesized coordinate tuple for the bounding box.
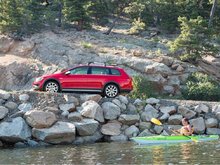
(65, 71, 71, 75)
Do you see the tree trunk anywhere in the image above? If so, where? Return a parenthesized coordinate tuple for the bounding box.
(57, 1, 62, 27)
(208, 0, 217, 28)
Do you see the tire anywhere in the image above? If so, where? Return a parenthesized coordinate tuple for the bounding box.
(44, 81, 60, 93)
(104, 84, 119, 98)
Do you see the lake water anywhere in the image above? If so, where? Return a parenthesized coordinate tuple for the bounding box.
(1, 141, 220, 164)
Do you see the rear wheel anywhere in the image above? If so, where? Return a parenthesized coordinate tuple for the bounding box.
(44, 81, 60, 93)
(104, 84, 119, 98)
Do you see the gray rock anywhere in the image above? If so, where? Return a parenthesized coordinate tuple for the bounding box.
(74, 119, 99, 136)
(205, 118, 218, 128)
(127, 103, 137, 114)
(118, 95, 129, 104)
(108, 134, 128, 142)
(0, 140, 3, 147)
(4, 101, 18, 110)
(146, 98, 160, 105)
(44, 106, 60, 114)
(81, 100, 104, 122)
(154, 125, 163, 134)
(27, 139, 40, 147)
(160, 106, 176, 115)
(0, 90, 10, 100)
(101, 121, 121, 136)
(24, 110, 57, 128)
(14, 142, 28, 148)
(212, 105, 220, 114)
(19, 94, 30, 103)
(102, 102, 121, 120)
(63, 95, 79, 105)
(168, 115, 183, 125)
(159, 113, 170, 121)
(112, 99, 122, 107)
(118, 114, 140, 125)
(163, 85, 174, 94)
(0, 117, 31, 142)
(73, 131, 103, 145)
(133, 99, 145, 111)
(139, 122, 152, 131)
(168, 76, 180, 86)
(59, 103, 75, 112)
(194, 104, 209, 113)
(206, 128, 220, 135)
(80, 94, 102, 103)
(18, 103, 32, 112)
(141, 105, 159, 121)
(138, 129, 155, 137)
(68, 112, 83, 122)
(0, 106, 9, 119)
(32, 121, 76, 144)
(190, 117, 205, 134)
(124, 125, 139, 138)
(178, 106, 196, 119)
(161, 130, 169, 136)
(0, 99, 5, 105)
(61, 110, 69, 117)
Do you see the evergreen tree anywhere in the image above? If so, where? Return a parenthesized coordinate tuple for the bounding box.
(63, 0, 91, 30)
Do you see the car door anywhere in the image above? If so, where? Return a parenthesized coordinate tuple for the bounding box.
(61, 66, 89, 90)
(86, 66, 109, 90)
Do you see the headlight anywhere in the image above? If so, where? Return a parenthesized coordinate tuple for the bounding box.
(35, 77, 43, 82)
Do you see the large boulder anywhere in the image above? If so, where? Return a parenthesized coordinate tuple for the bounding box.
(32, 121, 76, 144)
(190, 117, 205, 134)
(18, 103, 32, 112)
(4, 101, 18, 110)
(0, 35, 14, 53)
(80, 94, 102, 103)
(0, 90, 10, 100)
(118, 95, 129, 105)
(74, 119, 99, 136)
(160, 106, 176, 115)
(168, 115, 183, 125)
(107, 134, 128, 142)
(118, 114, 140, 125)
(0, 106, 9, 119)
(73, 131, 103, 145)
(205, 118, 218, 128)
(146, 98, 160, 105)
(24, 110, 57, 128)
(139, 122, 152, 131)
(141, 104, 159, 121)
(194, 104, 209, 113)
(81, 100, 104, 122)
(138, 129, 155, 137)
(124, 125, 139, 138)
(101, 121, 121, 136)
(0, 117, 31, 142)
(19, 94, 30, 103)
(206, 128, 220, 135)
(102, 102, 121, 120)
(178, 106, 196, 119)
(59, 103, 75, 112)
(68, 112, 83, 122)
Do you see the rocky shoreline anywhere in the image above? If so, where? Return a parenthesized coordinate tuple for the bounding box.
(0, 90, 220, 148)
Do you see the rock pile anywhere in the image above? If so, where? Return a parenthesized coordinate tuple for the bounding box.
(0, 90, 219, 148)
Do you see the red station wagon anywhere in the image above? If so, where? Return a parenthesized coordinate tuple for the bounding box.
(33, 62, 133, 98)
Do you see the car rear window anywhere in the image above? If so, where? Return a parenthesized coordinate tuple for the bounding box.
(91, 67, 109, 75)
(110, 68, 121, 75)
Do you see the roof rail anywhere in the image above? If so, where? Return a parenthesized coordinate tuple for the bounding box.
(87, 62, 106, 66)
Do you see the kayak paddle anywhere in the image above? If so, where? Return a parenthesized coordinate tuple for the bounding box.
(150, 118, 197, 142)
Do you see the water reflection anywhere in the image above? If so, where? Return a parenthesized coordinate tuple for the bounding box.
(0, 141, 220, 164)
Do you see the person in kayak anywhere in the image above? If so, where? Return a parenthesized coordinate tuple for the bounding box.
(178, 118, 194, 136)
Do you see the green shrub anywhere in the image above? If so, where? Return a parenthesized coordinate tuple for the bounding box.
(81, 41, 93, 49)
(182, 72, 220, 101)
(129, 18, 146, 35)
(128, 75, 154, 99)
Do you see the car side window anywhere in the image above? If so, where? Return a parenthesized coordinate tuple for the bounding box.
(91, 67, 109, 75)
(70, 67, 88, 75)
(110, 69, 121, 75)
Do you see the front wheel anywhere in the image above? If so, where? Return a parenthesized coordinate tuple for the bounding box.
(104, 84, 119, 98)
(44, 81, 60, 93)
